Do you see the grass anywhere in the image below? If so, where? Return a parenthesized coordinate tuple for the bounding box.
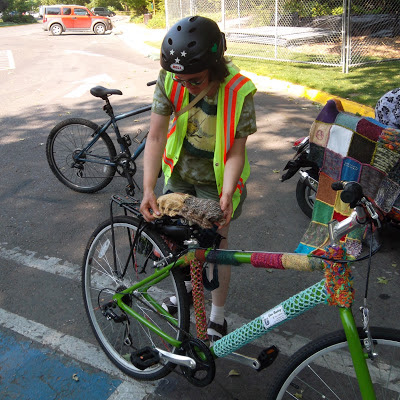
(145, 39, 399, 108)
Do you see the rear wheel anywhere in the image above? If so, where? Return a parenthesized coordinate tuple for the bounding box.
(268, 327, 400, 399)
(50, 23, 63, 36)
(82, 215, 190, 380)
(46, 118, 117, 193)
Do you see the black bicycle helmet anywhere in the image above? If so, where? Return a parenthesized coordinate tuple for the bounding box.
(160, 16, 226, 74)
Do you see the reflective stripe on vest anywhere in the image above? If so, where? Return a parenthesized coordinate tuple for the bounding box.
(223, 73, 251, 163)
(162, 81, 185, 173)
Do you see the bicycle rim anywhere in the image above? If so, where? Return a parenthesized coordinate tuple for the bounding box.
(269, 327, 400, 399)
(47, 119, 116, 193)
(82, 216, 189, 380)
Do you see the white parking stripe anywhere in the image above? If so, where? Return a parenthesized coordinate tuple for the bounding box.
(0, 243, 80, 280)
(0, 308, 155, 399)
(0, 242, 309, 356)
(0, 50, 15, 70)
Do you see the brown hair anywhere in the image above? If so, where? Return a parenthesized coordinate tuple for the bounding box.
(208, 57, 230, 83)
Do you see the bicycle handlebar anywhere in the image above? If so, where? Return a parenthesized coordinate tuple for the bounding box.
(331, 181, 364, 208)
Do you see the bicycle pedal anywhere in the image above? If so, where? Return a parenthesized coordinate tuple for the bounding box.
(256, 345, 279, 372)
(130, 347, 160, 370)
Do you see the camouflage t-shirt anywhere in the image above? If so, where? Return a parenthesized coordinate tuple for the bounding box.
(152, 69, 257, 185)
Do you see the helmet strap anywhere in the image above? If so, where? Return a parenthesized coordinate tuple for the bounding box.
(175, 81, 218, 119)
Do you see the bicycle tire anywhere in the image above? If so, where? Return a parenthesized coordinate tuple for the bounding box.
(82, 215, 190, 380)
(268, 326, 400, 399)
(46, 118, 117, 193)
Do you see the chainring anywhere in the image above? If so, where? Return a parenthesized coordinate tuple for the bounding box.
(180, 338, 215, 387)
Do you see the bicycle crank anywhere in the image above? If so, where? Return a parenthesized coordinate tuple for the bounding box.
(180, 338, 216, 387)
(130, 346, 196, 371)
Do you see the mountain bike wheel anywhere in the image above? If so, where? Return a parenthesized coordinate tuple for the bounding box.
(268, 327, 400, 399)
(46, 118, 117, 193)
(82, 215, 190, 380)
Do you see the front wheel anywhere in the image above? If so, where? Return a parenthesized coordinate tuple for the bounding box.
(93, 23, 106, 34)
(82, 215, 190, 380)
(268, 327, 400, 399)
(46, 118, 117, 193)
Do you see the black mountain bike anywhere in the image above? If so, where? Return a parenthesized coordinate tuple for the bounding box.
(46, 81, 156, 196)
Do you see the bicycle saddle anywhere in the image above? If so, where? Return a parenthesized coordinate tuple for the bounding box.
(90, 86, 123, 99)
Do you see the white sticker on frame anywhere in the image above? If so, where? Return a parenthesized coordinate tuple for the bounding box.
(261, 305, 288, 330)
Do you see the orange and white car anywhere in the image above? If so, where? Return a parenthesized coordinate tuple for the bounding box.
(42, 5, 113, 36)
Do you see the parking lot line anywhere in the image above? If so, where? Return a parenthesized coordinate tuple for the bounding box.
(0, 50, 15, 70)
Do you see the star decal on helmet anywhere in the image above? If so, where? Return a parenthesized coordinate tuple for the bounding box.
(175, 57, 180, 63)
(181, 51, 187, 57)
(170, 49, 175, 55)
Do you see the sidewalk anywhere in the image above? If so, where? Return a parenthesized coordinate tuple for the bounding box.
(114, 19, 375, 117)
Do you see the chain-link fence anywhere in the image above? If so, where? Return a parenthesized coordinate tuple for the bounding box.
(164, 0, 400, 72)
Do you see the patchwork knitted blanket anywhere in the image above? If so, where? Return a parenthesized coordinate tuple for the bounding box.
(296, 99, 400, 256)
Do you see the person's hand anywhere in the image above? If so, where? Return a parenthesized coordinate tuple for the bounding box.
(219, 193, 233, 227)
(140, 191, 161, 222)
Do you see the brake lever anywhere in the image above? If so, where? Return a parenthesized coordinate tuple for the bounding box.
(360, 198, 381, 228)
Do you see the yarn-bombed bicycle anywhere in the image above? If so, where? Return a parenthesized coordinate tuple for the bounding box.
(82, 181, 400, 399)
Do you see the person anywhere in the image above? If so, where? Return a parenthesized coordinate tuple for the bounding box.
(139, 15, 257, 342)
(375, 88, 400, 129)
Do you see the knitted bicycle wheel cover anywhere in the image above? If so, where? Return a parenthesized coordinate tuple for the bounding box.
(156, 193, 226, 228)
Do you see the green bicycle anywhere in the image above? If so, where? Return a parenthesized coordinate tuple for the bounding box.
(82, 182, 400, 399)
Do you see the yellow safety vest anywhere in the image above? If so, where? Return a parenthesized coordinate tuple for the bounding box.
(162, 65, 256, 213)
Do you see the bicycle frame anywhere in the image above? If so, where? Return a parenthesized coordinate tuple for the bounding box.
(74, 105, 152, 167)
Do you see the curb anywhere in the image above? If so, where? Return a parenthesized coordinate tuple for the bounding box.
(241, 70, 375, 117)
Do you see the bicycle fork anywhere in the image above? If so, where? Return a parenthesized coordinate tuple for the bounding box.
(340, 307, 376, 400)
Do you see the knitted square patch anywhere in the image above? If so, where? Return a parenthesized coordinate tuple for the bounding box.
(375, 177, 400, 213)
(356, 118, 384, 141)
(359, 164, 385, 200)
(373, 143, 400, 173)
(300, 220, 329, 248)
(309, 121, 331, 147)
(347, 132, 376, 164)
(326, 125, 353, 157)
(335, 112, 361, 132)
(308, 142, 325, 169)
(312, 199, 334, 224)
(322, 148, 343, 181)
(341, 157, 362, 182)
(315, 172, 337, 206)
(316, 99, 342, 123)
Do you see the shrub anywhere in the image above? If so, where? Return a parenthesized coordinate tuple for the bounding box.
(2, 13, 37, 23)
(145, 12, 165, 28)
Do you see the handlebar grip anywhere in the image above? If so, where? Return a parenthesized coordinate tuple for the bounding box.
(147, 80, 157, 86)
(332, 181, 364, 207)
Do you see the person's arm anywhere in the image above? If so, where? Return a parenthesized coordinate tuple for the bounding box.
(219, 136, 247, 226)
(140, 112, 170, 221)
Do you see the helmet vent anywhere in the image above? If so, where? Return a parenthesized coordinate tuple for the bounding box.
(177, 25, 182, 31)
(189, 16, 198, 22)
(188, 41, 196, 48)
(189, 27, 196, 33)
(168, 38, 173, 45)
